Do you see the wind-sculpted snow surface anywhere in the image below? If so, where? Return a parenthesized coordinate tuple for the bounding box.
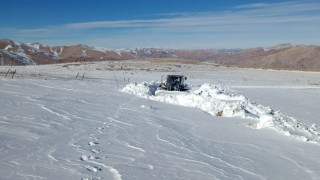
(1, 62, 320, 180)
(122, 82, 320, 143)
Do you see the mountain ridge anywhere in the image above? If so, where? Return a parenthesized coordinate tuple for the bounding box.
(1, 39, 320, 71)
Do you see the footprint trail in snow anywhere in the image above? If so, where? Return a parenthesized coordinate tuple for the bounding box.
(80, 120, 122, 180)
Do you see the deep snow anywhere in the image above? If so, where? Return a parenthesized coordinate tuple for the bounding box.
(0, 61, 320, 180)
(122, 82, 320, 143)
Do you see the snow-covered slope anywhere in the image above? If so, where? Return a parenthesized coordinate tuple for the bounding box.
(0, 39, 59, 65)
(0, 49, 36, 65)
(0, 61, 320, 180)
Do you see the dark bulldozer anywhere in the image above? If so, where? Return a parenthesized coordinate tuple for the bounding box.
(158, 75, 189, 91)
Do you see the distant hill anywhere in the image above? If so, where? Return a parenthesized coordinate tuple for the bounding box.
(1, 39, 320, 71)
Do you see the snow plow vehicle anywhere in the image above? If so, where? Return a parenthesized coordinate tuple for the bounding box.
(157, 75, 189, 92)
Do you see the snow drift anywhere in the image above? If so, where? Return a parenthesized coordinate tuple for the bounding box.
(122, 82, 320, 144)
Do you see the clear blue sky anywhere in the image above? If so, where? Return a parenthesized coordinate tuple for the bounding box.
(1, 0, 320, 49)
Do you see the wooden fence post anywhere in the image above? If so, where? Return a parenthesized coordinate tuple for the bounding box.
(81, 73, 85, 80)
(5, 69, 10, 77)
(11, 69, 16, 78)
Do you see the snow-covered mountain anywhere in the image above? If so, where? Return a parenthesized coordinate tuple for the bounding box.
(0, 39, 59, 65)
(0, 39, 181, 65)
(1, 39, 320, 71)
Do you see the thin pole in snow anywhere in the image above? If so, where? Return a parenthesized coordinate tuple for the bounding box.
(11, 69, 16, 78)
(5, 69, 10, 77)
(75, 72, 79, 79)
(81, 73, 85, 80)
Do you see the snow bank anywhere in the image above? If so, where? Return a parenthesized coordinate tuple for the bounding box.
(122, 81, 159, 97)
(122, 82, 320, 143)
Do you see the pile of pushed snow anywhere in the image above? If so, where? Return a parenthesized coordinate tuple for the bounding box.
(122, 82, 320, 143)
(122, 81, 159, 97)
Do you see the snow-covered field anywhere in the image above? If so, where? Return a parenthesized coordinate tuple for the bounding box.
(1, 61, 320, 180)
